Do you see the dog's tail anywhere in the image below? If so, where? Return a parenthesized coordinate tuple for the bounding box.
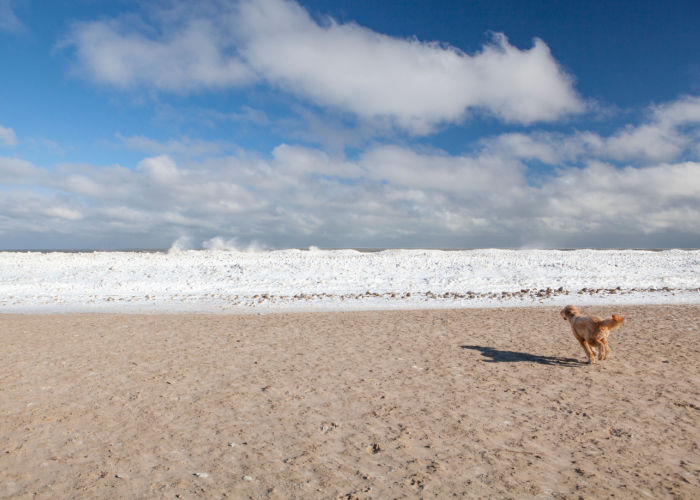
(598, 314, 625, 330)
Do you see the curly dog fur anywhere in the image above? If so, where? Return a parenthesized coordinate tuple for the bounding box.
(560, 305, 625, 364)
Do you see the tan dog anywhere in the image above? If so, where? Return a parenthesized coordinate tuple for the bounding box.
(560, 305, 625, 364)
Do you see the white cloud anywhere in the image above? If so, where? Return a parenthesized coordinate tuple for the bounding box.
(51, 163, 138, 201)
(117, 133, 232, 157)
(138, 155, 181, 184)
(0, 156, 36, 182)
(65, 16, 255, 91)
(270, 143, 363, 180)
(480, 129, 609, 166)
(65, 0, 584, 134)
(360, 145, 524, 193)
(604, 124, 686, 163)
(480, 95, 700, 166)
(652, 95, 700, 126)
(480, 132, 564, 164)
(0, 125, 17, 147)
(540, 161, 700, 234)
(1, 143, 698, 249)
(44, 206, 84, 221)
(601, 96, 700, 163)
(238, 0, 584, 131)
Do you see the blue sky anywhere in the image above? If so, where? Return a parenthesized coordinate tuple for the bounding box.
(1, 0, 699, 249)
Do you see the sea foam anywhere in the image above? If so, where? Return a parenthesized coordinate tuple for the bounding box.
(1, 248, 698, 312)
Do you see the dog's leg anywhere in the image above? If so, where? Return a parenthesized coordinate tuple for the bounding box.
(581, 340, 596, 364)
(576, 337, 595, 363)
(594, 340, 605, 361)
(600, 338, 611, 360)
(574, 334, 588, 356)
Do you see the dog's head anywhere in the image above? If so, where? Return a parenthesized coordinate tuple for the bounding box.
(560, 305, 579, 321)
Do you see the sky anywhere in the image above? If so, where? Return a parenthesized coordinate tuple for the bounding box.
(1, 0, 700, 250)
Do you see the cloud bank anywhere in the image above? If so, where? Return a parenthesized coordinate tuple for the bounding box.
(64, 0, 584, 134)
(1, 153, 698, 249)
(2, 95, 699, 249)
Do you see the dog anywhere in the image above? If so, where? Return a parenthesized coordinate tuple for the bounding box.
(560, 305, 625, 364)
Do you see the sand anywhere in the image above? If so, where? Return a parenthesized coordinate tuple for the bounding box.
(1, 306, 699, 499)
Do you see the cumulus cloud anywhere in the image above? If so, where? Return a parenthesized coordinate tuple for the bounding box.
(539, 161, 700, 238)
(237, 0, 583, 131)
(604, 95, 700, 162)
(64, 0, 584, 134)
(0, 125, 17, 147)
(1, 140, 699, 249)
(64, 14, 255, 91)
(480, 95, 700, 166)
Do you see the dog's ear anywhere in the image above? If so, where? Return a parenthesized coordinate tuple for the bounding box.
(612, 314, 625, 323)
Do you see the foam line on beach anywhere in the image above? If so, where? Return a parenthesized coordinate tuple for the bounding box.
(1, 248, 698, 312)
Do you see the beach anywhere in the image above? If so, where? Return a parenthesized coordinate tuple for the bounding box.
(2, 306, 698, 498)
(4, 1, 700, 498)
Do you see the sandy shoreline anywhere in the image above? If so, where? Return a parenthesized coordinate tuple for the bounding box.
(2, 306, 699, 498)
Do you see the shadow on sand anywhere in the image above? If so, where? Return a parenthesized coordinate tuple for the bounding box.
(460, 345, 583, 367)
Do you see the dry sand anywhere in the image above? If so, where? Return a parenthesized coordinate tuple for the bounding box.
(1, 306, 699, 499)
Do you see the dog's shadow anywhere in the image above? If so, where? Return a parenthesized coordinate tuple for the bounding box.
(460, 345, 583, 367)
